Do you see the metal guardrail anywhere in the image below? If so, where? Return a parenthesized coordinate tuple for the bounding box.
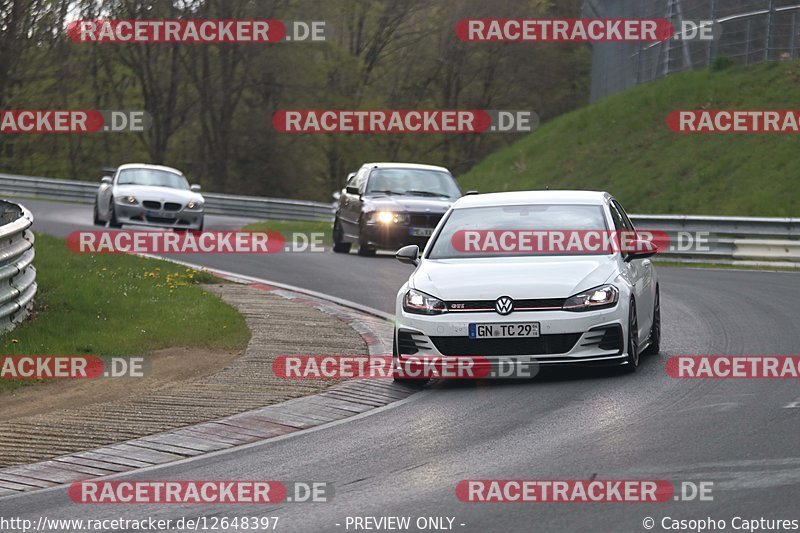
(0, 200, 37, 333)
(630, 214, 800, 265)
(0, 173, 333, 222)
(202, 191, 333, 221)
(0, 172, 797, 266)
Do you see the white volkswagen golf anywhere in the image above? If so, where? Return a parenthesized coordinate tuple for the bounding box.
(392, 191, 660, 381)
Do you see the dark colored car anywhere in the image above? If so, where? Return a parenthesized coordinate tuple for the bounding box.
(332, 163, 462, 256)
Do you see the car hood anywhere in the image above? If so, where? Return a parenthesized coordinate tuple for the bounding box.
(411, 255, 619, 300)
(113, 185, 203, 203)
(364, 195, 453, 214)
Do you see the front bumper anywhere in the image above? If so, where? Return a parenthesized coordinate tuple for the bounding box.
(362, 222, 435, 250)
(115, 203, 204, 230)
(395, 305, 628, 369)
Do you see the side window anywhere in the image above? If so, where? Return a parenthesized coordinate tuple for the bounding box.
(356, 169, 369, 194)
(608, 201, 627, 231)
(608, 201, 632, 258)
(613, 200, 636, 232)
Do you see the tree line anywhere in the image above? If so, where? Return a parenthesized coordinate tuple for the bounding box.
(0, 0, 588, 201)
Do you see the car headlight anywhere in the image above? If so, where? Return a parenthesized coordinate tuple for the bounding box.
(403, 289, 447, 315)
(370, 211, 409, 224)
(116, 195, 138, 205)
(562, 285, 619, 312)
(185, 200, 204, 210)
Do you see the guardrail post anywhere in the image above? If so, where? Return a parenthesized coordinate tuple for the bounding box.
(746, 19, 752, 64)
(765, 0, 775, 62)
(636, 47, 643, 84)
(707, 0, 717, 66)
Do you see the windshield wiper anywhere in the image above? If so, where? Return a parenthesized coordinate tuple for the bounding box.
(405, 190, 449, 198)
(369, 190, 399, 195)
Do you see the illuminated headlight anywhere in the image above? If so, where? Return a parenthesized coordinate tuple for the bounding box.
(185, 200, 204, 210)
(116, 195, 138, 205)
(371, 211, 409, 224)
(562, 285, 619, 312)
(403, 289, 447, 315)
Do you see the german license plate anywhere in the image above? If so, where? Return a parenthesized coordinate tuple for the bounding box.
(409, 227, 433, 237)
(469, 322, 540, 339)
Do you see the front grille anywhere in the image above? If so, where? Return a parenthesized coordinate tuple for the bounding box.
(142, 200, 161, 209)
(163, 202, 182, 211)
(409, 214, 443, 228)
(430, 333, 580, 356)
(446, 298, 566, 313)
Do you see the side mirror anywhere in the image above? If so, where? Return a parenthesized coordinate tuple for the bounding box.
(395, 245, 419, 266)
(624, 239, 657, 262)
(346, 172, 356, 182)
(190, 184, 202, 192)
(332, 191, 341, 202)
(101, 176, 112, 184)
(464, 190, 479, 195)
(346, 185, 360, 195)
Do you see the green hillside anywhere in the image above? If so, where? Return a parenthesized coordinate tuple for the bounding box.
(458, 61, 800, 216)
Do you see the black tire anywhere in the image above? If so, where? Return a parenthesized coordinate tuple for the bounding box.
(108, 199, 122, 228)
(357, 245, 376, 256)
(332, 218, 351, 253)
(392, 331, 426, 386)
(93, 201, 103, 226)
(641, 289, 661, 356)
(621, 299, 639, 374)
(357, 219, 376, 256)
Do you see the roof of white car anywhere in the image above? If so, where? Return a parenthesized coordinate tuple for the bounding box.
(453, 190, 612, 209)
(117, 163, 184, 175)
(362, 162, 451, 173)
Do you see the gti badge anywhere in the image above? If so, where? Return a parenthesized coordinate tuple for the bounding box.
(495, 296, 514, 315)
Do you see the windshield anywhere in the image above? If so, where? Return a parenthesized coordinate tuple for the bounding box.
(365, 168, 461, 199)
(117, 169, 189, 190)
(427, 204, 609, 259)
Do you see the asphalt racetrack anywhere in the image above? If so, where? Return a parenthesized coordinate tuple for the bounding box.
(2, 198, 798, 533)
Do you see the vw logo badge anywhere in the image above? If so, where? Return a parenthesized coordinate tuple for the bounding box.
(495, 296, 514, 315)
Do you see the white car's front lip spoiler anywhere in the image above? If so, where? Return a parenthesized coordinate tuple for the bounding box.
(396, 352, 626, 364)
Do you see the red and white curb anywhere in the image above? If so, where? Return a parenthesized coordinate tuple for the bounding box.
(0, 275, 413, 498)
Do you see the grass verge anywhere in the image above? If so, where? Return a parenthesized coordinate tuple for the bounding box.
(457, 62, 800, 217)
(0, 233, 250, 393)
